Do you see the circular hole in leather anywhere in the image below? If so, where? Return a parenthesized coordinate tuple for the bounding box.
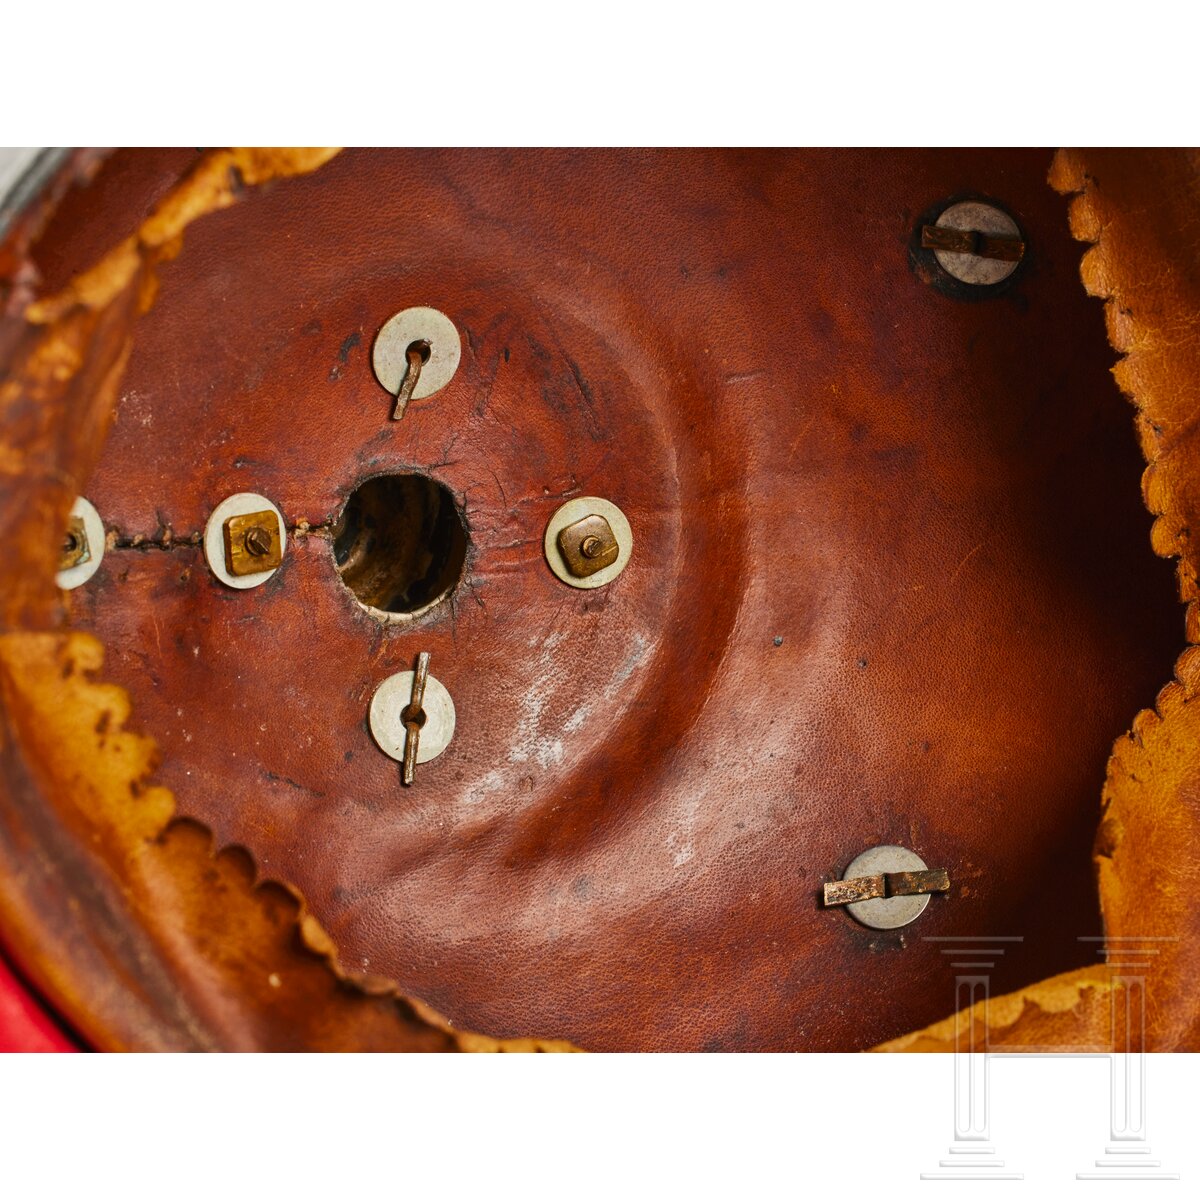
(331, 473, 466, 618)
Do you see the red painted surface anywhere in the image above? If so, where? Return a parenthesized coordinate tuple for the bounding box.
(0, 949, 76, 1053)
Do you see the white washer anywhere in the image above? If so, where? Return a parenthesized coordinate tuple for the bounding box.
(56, 495, 105, 590)
(203, 492, 286, 589)
(369, 670, 456, 764)
(543, 496, 633, 590)
(932, 201, 1022, 286)
(372, 307, 461, 400)
(841, 845, 935, 930)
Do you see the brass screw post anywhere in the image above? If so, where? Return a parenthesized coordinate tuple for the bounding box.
(58, 515, 91, 571)
(556, 513, 620, 578)
(544, 497, 633, 589)
(243, 526, 273, 557)
(221, 508, 283, 577)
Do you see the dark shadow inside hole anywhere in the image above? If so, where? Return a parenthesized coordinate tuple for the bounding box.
(332, 474, 467, 615)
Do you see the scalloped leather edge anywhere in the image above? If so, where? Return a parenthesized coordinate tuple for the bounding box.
(875, 149, 1200, 1053)
(0, 147, 580, 1052)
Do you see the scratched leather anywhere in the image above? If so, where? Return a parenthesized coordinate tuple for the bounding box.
(58, 149, 1180, 1050)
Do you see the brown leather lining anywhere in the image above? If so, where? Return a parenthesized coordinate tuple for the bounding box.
(1, 149, 1191, 1051)
(0, 149, 571, 1051)
(885, 150, 1200, 1051)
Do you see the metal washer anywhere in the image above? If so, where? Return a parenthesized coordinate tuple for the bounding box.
(56, 495, 105, 590)
(372, 307, 461, 400)
(203, 492, 286, 589)
(369, 670, 456, 764)
(841, 845, 933, 930)
(932, 201, 1022, 286)
(544, 496, 633, 590)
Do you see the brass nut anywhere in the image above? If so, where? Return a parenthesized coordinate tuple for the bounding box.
(557, 514, 620, 578)
(223, 510, 283, 577)
(59, 515, 91, 571)
(543, 496, 633, 590)
(204, 492, 287, 590)
(56, 496, 105, 590)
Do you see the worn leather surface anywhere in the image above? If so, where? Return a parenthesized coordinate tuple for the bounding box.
(0, 150, 563, 1052)
(881, 149, 1200, 1053)
(28, 148, 1179, 1051)
(0, 628, 567, 1051)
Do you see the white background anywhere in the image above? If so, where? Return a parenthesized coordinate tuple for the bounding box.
(0, 1053, 1195, 1196)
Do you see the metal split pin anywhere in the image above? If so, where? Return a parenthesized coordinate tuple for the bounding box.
(823, 868, 950, 908)
(391, 340, 430, 421)
(401, 650, 431, 785)
(920, 224, 1024, 263)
